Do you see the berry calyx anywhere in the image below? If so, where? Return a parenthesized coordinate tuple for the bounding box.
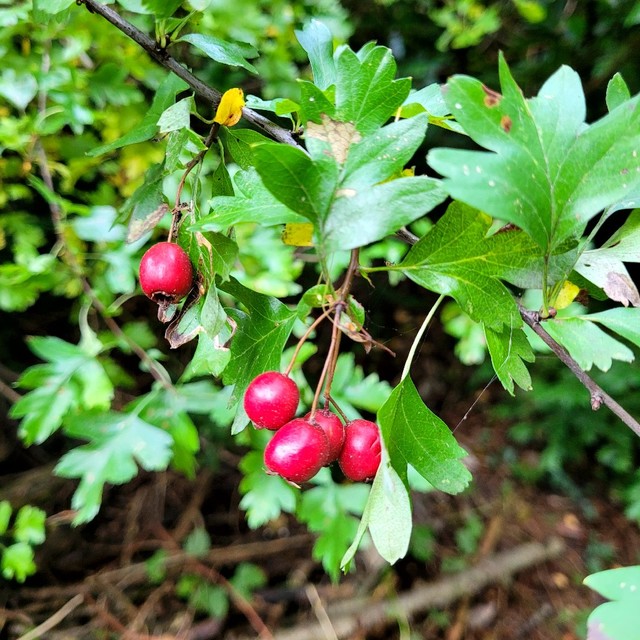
(244, 371, 299, 430)
(338, 419, 381, 482)
(264, 418, 329, 483)
(305, 409, 345, 463)
(139, 241, 193, 304)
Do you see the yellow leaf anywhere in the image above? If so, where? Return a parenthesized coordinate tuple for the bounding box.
(214, 88, 245, 127)
(282, 223, 314, 247)
(554, 281, 580, 310)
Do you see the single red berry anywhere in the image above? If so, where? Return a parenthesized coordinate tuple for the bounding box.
(139, 242, 193, 304)
(244, 371, 299, 430)
(339, 419, 381, 482)
(305, 409, 345, 463)
(264, 418, 329, 483)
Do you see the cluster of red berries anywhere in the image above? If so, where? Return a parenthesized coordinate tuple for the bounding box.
(244, 371, 382, 484)
(138, 243, 381, 485)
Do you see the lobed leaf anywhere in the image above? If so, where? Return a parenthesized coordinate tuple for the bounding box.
(429, 55, 640, 254)
(55, 412, 173, 524)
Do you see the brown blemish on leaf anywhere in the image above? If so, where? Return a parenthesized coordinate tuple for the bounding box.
(482, 85, 502, 108)
(604, 271, 640, 307)
(501, 115, 512, 133)
(305, 115, 361, 164)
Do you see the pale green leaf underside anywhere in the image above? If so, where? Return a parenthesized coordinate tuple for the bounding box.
(545, 317, 635, 372)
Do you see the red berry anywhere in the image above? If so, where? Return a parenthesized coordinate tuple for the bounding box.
(338, 419, 381, 482)
(264, 418, 329, 483)
(305, 409, 345, 463)
(139, 242, 193, 303)
(244, 371, 299, 430)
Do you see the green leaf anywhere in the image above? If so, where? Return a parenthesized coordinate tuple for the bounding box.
(585, 566, 640, 601)
(220, 279, 297, 433)
(1, 542, 36, 583)
(544, 317, 635, 372)
(334, 44, 411, 135)
(182, 332, 231, 379)
(32, 0, 74, 18)
(253, 142, 339, 222)
(245, 95, 300, 117)
(378, 376, 471, 493)
(219, 128, 272, 170)
(428, 56, 640, 253)
(177, 33, 258, 74)
(55, 412, 173, 523)
(587, 601, 640, 640)
(397, 202, 522, 330)
(329, 352, 393, 418)
(238, 451, 297, 528)
(184, 527, 211, 557)
(141, 0, 183, 18)
(484, 324, 534, 394)
(231, 563, 267, 600)
(606, 73, 631, 112)
(13, 505, 46, 545)
(321, 173, 444, 253)
(195, 168, 306, 231)
(0, 501, 12, 535)
(367, 455, 412, 564)
(10, 337, 113, 445)
(295, 19, 336, 90)
(0, 69, 37, 110)
(89, 74, 188, 156)
(157, 96, 194, 133)
(299, 478, 369, 580)
(588, 308, 640, 349)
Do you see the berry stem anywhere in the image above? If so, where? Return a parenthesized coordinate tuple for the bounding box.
(310, 249, 360, 418)
(327, 394, 349, 422)
(284, 307, 334, 376)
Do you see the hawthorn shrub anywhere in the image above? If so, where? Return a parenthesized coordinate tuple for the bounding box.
(2, 7, 640, 631)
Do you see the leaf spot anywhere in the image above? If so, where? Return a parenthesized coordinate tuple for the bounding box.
(475, 166, 482, 174)
(309, 97, 315, 102)
(454, 102, 462, 109)
(336, 188, 357, 198)
(488, 180, 496, 187)
(633, 150, 638, 158)
(621, 168, 629, 175)
(500, 115, 512, 133)
(463, 165, 470, 175)
(482, 85, 502, 107)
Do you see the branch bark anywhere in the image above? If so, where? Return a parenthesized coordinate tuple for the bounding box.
(520, 306, 640, 438)
(78, 0, 303, 150)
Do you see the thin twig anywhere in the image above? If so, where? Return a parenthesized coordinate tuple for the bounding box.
(16, 594, 84, 640)
(0, 376, 22, 403)
(77, 0, 303, 150)
(520, 306, 640, 438)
